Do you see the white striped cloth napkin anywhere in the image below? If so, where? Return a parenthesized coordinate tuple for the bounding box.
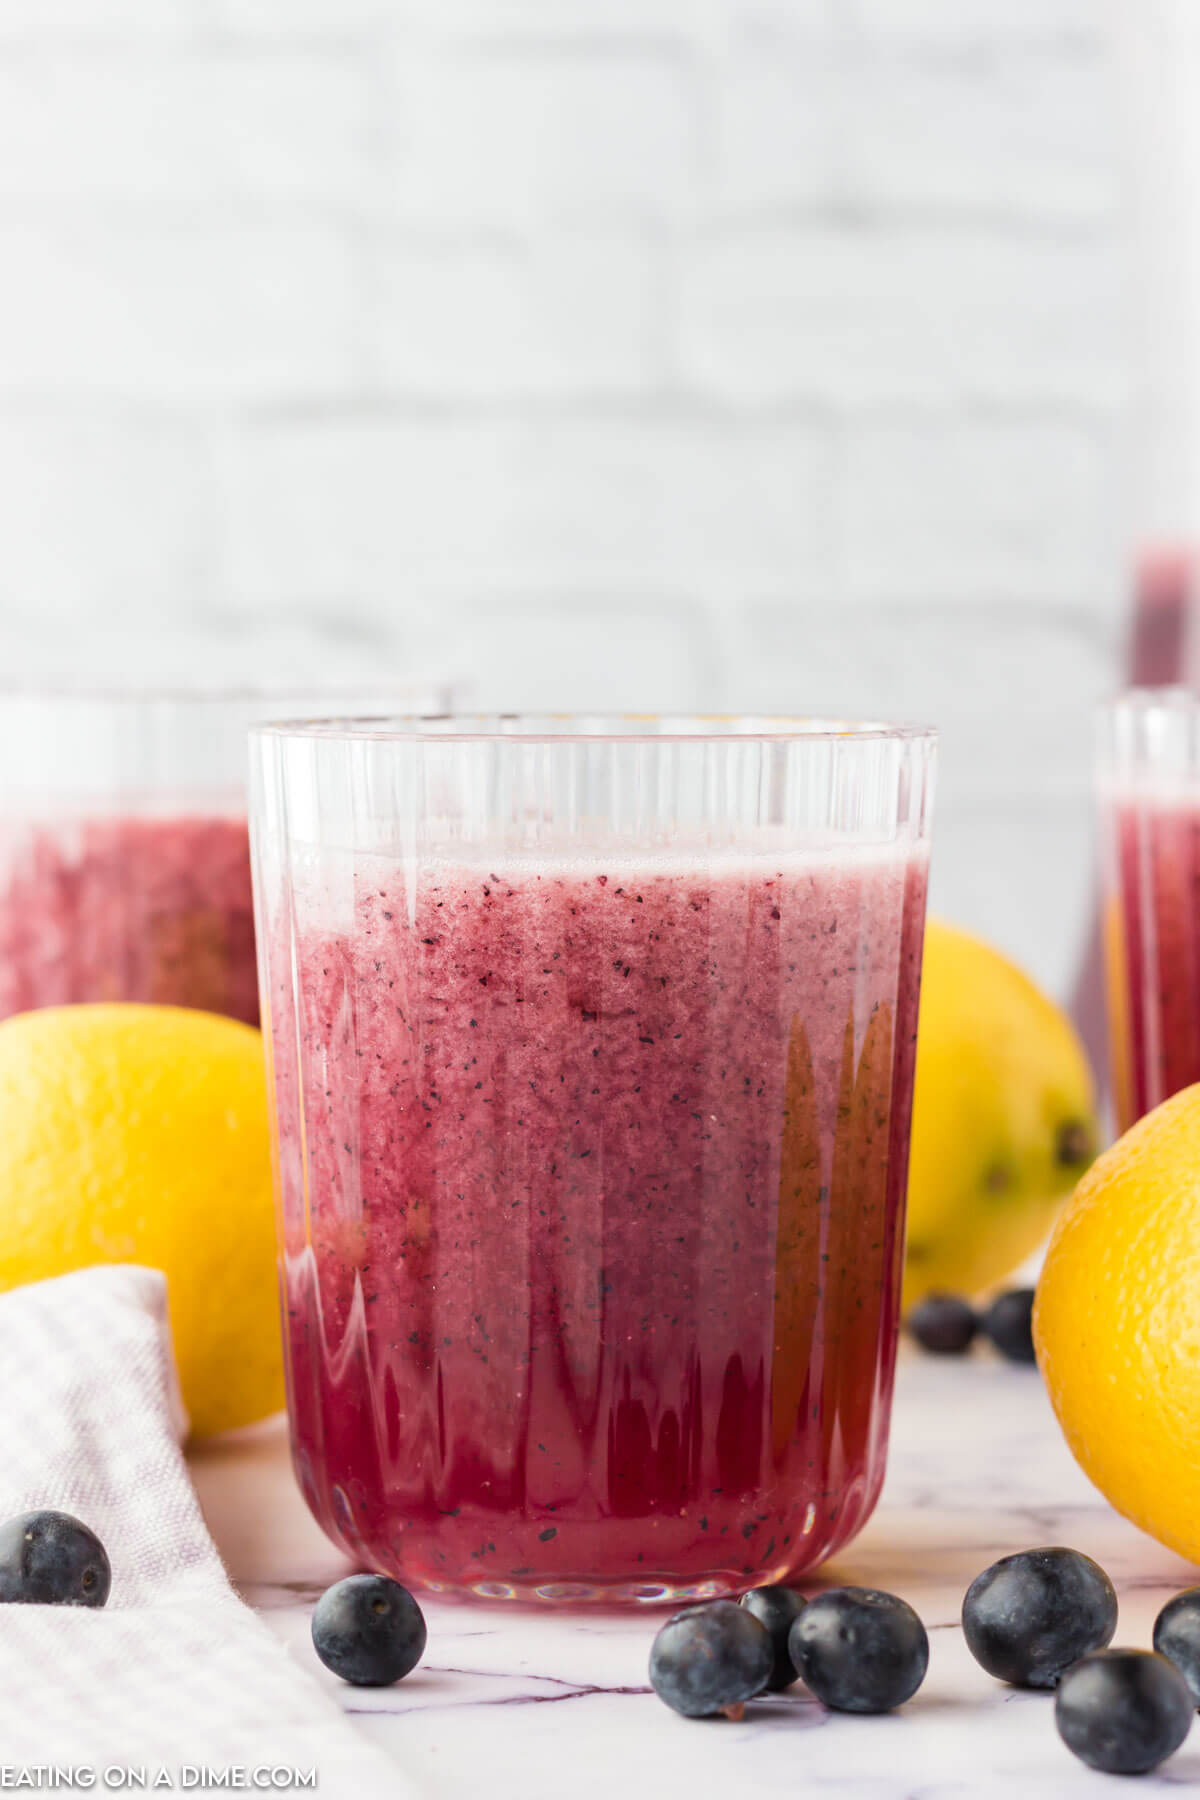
(0, 1265, 414, 1796)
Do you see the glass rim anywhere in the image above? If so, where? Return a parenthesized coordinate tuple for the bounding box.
(1099, 685, 1200, 716)
(250, 712, 939, 747)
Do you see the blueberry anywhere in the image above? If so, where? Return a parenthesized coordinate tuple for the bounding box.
(649, 1600, 773, 1719)
(0, 1511, 110, 1608)
(311, 1574, 427, 1687)
(981, 1289, 1036, 1364)
(1055, 1649, 1193, 1775)
(962, 1546, 1116, 1689)
(787, 1587, 928, 1714)
(1153, 1588, 1200, 1707)
(739, 1585, 806, 1691)
(907, 1294, 978, 1355)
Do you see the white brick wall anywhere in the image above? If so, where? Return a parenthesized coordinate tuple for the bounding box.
(0, 0, 1141, 1004)
(678, 228, 1122, 408)
(370, 231, 664, 398)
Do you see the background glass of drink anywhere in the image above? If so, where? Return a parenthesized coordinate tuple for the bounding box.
(0, 683, 454, 1026)
(251, 714, 936, 1604)
(1099, 689, 1200, 1133)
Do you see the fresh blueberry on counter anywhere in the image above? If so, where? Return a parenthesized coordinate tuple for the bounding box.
(1153, 1588, 1200, 1707)
(980, 1288, 1037, 1364)
(739, 1585, 806, 1690)
(962, 1547, 1117, 1689)
(907, 1293, 978, 1355)
(787, 1587, 928, 1714)
(649, 1600, 773, 1719)
(0, 1510, 110, 1608)
(1055, 1649, 1193, 1775)
(312, 1574, 427, 1687)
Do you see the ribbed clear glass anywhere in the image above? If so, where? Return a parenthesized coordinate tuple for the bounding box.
(0, 682, 454, 1025)
(1098, 688, 1200, 1131)
(251, 715, 937, 1604)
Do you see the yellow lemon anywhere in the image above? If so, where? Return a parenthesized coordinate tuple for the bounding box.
(0, 1004, 282, 1437)
(903, 920, 1098, 1310)
(1035, 1085, 1200, 1563)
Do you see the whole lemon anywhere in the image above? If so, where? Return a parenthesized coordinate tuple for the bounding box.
(1035, 1086, 1200, 1563)
(0, 1004, 282, 1437)
(903, 921, 1098, 1310)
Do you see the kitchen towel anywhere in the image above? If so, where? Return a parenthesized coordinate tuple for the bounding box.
(0, 1264, 416, 1796)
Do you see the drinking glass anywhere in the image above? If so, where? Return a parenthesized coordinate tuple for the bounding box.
(0, 683, 453, 1025)
(251, 715, 936, 1603)
(1099, 688, 1200, 1132)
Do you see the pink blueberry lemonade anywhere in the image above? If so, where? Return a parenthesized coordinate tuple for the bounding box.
(272, 842, 929, 1601)
(1105, 795, 1200, 1132)
(0, 815, 258, 1024)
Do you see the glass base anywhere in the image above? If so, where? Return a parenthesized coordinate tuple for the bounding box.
(291, 1437, 885, 1606)
(416, 1567, 802, 1606)
(299, 1482, 881, 1606)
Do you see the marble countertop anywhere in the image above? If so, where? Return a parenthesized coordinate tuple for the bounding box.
(189, 1351, 1200, 1799)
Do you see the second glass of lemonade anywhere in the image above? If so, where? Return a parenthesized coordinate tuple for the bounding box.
(252, 716, 936, 1603)
(1100, 689, 1200, 1131)
(0, 684, 452, 1025)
